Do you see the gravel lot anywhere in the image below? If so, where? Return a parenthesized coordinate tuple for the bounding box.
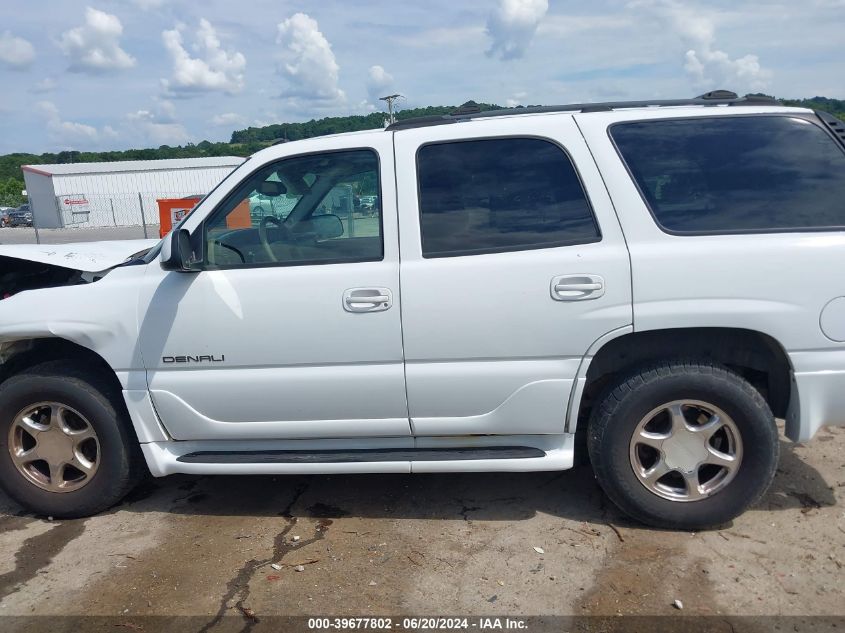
(0, 425, 842, 630)
(0, 226, 160, 245)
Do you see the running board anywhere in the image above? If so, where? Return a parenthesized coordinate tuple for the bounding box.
(140, 435, 575, 476)
(177, 446, 545, 464)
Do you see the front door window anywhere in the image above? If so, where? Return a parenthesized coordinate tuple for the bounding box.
(204, 149, 382, 267)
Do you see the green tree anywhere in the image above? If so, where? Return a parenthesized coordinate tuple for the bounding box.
(0, 178, 25, 207)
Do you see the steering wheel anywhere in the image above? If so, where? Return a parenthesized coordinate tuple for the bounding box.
(259, 215, 289, 262)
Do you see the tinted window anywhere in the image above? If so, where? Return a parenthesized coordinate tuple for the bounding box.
(417, 138, 599, 257)
(611, 116, 845, 234)
(203, 149, 382, 268)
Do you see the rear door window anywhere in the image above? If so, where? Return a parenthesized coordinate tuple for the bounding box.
(611, 116, 845, 234)
(417, 138, 600, 257)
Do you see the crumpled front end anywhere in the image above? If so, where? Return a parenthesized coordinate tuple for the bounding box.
(0, 239, 158, 301)
(0, 256, 96, 300)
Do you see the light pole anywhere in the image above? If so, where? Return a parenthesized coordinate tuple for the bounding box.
(379, 94, 403, 125)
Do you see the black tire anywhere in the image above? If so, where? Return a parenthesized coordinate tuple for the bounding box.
(0, 360, 143, 518)
(588, 360, 779, 530)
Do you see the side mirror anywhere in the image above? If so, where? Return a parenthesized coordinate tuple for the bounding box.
(160, 229, 199, 272)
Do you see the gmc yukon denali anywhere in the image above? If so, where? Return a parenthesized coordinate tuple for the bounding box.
(1, 91, 844, 529)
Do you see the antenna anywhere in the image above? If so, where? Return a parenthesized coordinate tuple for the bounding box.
(379, 94, 403, 125)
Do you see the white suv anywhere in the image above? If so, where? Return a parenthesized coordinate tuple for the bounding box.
(1, 91, 844, 529)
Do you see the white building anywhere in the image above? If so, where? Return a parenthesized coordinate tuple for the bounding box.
(22, 156, 245, 229)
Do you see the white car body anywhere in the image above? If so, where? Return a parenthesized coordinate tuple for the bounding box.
(2, 100, 844, 483)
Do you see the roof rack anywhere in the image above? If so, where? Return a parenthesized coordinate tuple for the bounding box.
(386, 91, 780, 131)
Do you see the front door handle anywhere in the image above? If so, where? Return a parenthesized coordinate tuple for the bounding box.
(343, 288, 393, 313)
(551, 274, 605, 301)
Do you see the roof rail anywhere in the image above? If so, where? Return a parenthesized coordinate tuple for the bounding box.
(386, 91, 781, 131)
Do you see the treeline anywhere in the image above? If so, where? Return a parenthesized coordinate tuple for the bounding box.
(229, 103, 504, 144)
(0, 141, 256, 187)
(0, 141, 257, 206)
(780, 96, 845, 116)
(1, 96, 842, 207)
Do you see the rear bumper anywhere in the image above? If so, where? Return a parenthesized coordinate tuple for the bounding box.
(787, 350, 845, 442)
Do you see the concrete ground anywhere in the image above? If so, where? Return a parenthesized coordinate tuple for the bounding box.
(0, 226, 160, 245)
(0, 427, 842, 629)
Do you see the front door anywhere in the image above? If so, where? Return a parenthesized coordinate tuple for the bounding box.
(138, 136, 409, 440)
(393, 115, 632, 436)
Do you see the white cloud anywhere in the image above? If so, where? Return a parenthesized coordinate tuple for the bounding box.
(30, 78, 57, 94)
(59, 7, 136, 73)
(402, 26, 486, 49)
(162, 19, 246, 95)
(632, 0, 771, 92)
(37, 100, 118, 148)
(211, 112, 247, 127)
(366, 65, 395, 104)
(538, 14, 631, 37)
(276, 13, 345, 106)
(132, 0, 167, 9)
(155, 98, 177, 122)
(125, 99, 190, 145)
(505, 91, 528, 107)
(486, 0, 549, 60)
(0, 31, 35, 69)
(683, 48, 768, 92)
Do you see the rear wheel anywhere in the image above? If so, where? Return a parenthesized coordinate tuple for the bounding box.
(588, 360, 778, 530)
(0, 361, 143, 518)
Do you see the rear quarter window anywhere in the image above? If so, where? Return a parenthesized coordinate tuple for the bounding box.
(610, 116, 845, 234)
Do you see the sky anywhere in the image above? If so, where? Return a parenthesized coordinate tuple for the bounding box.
(0, 0, 843, 154)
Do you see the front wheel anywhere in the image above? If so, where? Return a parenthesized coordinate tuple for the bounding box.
(0, 361, 143, 518)
(588, 360, 779, 530)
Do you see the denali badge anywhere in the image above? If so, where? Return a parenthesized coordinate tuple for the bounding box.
(162, 355, 226, 363)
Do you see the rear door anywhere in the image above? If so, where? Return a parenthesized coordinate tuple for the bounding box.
(394, 114, 632, 436)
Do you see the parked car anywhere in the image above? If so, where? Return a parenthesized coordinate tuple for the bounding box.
(359, 195, 377, 210)
(7, 204, 33, 227)
(248, 191, 298, 223)
(1, 91, 844, 528)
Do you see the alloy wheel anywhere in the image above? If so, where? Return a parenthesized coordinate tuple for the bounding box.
(8, 402, 100, 493)
(629, 399, 743, 502)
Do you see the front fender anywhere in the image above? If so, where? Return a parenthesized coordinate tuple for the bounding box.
(0, 264, 148, 375)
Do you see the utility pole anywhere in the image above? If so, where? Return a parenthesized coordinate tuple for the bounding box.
(379, 94, 403, 125)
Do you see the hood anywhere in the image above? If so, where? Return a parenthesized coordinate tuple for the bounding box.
(0, 239, 159, 273)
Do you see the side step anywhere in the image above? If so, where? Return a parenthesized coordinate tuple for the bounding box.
(177, 446, 545, 464)
(141, 435, 574, 476)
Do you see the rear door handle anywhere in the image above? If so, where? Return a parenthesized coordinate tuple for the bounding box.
(551, 274, 605, 301)
(343, 288, 393, 312)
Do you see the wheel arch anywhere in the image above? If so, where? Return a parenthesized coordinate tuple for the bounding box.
(0, 337, 125, 399)
(571, 327, 793, 440)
